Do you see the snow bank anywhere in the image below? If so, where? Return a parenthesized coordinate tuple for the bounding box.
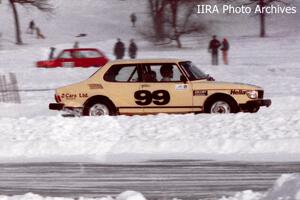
(220, 173, 300, 200)
(219, 190, 264, 200)
(0, 191, 145, 200)
(262, 174, 300, 200)
(0, 103, 299, 162)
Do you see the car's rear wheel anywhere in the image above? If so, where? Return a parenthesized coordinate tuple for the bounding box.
(83, 100, 115, 116)
(88, 103, 110, 116)
(204, 96, 238, 114)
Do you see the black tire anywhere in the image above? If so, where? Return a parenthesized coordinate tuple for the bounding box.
(204, 96, 239, 114)
(83, 100, 115, 116)
(249, 106, 260, 113)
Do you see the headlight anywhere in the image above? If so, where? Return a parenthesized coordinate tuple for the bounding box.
(246, 90, 258, 99)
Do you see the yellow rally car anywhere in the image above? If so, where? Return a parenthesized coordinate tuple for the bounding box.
(49, 59, 271, 116)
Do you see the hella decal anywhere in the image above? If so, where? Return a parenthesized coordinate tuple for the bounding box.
(230, 90, 246, 95)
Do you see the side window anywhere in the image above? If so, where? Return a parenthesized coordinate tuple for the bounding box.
(58, 51, 72, 59)
(80, 50, 101, 58)
(143, 63, 183, 82)
(104, 65, 140, 82)
(72, 51, 84, 58)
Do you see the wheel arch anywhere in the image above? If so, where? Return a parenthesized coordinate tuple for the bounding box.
(203, 93, 239, 113)
(83, 95, 117, 115)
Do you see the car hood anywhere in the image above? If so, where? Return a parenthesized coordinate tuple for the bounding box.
(192, 80, 263, 90)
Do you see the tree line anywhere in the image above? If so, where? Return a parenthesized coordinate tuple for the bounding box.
(3, 0, 293, 46)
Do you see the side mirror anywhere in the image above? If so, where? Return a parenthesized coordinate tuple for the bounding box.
(206, 74, 215, 81)
(180, 75, 187, 83)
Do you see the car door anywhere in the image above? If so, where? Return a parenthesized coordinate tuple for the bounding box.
(56, 50, 75, 67)
(137, 63, 194, 114)
(72, 49, 87, 67)
(85, 50, 102, 67)
(102, 64, 143, 114)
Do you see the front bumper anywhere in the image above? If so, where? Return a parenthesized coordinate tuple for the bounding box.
(247, 99, 271, 107)
(49, 103, 64, 110)
(240, 99, 271, 112)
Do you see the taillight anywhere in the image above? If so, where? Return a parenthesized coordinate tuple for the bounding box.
(55, 94, 61, 103)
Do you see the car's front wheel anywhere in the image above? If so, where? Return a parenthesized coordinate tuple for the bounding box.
(210, 101, 231, 113)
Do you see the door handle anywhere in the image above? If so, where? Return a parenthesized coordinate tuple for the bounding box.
(141, 84, 150, 88)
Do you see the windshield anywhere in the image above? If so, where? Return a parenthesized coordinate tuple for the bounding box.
(179, 61, 208, 80)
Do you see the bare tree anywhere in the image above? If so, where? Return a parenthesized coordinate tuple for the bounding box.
(148, 0, 167, 41)
(244, 0, 293, 37)
(146, 0, 206, 48)
(8, 0, 53, 45)
(165, 0, 203, 48)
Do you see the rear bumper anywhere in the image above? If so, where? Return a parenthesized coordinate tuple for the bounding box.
(240, 99, 271, 111)
(49, 103, 64, 110)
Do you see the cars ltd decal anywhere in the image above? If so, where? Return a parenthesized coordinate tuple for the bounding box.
(61, 93, 88, 100)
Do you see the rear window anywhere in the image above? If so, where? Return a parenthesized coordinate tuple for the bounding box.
(104, 64, 140, 82)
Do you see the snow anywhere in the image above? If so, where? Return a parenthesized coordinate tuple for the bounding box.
(220, 174, 300, 200)
(0, 111, 299, 162)
(0, 0, 300, 199)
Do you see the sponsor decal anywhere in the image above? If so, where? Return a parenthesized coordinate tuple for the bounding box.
(88, 84, 103, 89)
(79, 93, 88, 98)
(193, 90, 208, 96)
(230, 89, 246, 95)
(61, 93, 77, 100)
(61, 93, 88, 100)
(175, 84, 188, 90)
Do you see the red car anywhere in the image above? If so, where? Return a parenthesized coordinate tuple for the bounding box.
(36, 48, 109, 68)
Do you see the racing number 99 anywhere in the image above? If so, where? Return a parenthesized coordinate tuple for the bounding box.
(134, 90, 170, 105)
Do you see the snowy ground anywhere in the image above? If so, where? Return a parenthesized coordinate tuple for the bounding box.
(0, 0, 300, 199)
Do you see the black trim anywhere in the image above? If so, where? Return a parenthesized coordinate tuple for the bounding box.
(246, 99, 272, 107)
(119, 106, 202, 109)
(49, 103, 64, 110)
(239, 99, 271, 111)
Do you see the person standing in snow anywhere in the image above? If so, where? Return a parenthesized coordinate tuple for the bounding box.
(208, 35, 221, 65)
(48, 47, 56, 60)
(35, 27, 45, 39)
(128, 39, 138, 59)
(130, 13, 137, 27)
(114, 38, 125, 59)
(73, 41, 79, 49)
(27, 20, 35, 34)
(221, 38, 229, 65)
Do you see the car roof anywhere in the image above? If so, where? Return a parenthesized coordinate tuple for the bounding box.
(63, 48, 100, 51)
(108, 58, 187, 65)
